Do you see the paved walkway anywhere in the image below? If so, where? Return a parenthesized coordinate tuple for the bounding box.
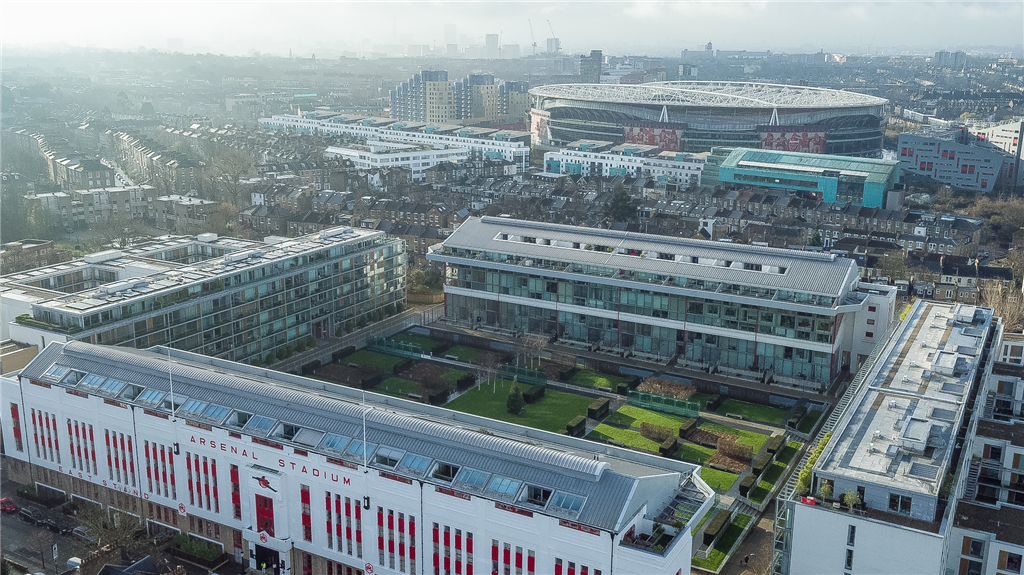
(717, 513, 773, 575)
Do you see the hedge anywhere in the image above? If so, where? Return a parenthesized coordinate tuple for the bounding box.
(333, 346, 356, 362)
(393, 358, 414, 375)
(616, 383, 629, 396)
(795, 432, 833, 495)
(703, 509, 732, 539)
(301, 360, 321, 375)
(677, 418, 697, 438)
(705, 394, 723, 411)
(523, 385, 546, 404)
(427, 389, 451, 406)
(659, 437, 678, 457)
(456, 374, 477, 391)
(434, 341, 453, 356)
(640, 422, 674, 443)
(738, 475, 757, 498)
(752, 453, 772, 476)
(359, 374, 384, 389)
(559, 367, 580, 381)
(588, 398, 610, 419)
(766, 435, 786, 454)
(788, 405, 808, 429)
(566, 415, 587, 437)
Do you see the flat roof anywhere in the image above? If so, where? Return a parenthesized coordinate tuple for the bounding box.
(431, 217, 858, 299)
(816, 301, 994, 498)
(17, 341, 712, 533)
(721, 148, 899, 184)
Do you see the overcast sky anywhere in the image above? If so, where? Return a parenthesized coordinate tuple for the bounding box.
(1, 1, 1021, 57)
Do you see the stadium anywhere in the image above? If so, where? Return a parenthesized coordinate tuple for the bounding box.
(529, 81, 888, 157)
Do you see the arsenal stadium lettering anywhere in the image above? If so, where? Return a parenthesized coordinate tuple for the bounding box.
(190, 435, 351, 485)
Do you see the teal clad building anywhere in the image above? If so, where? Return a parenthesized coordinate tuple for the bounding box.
(717, 148, 902, 209)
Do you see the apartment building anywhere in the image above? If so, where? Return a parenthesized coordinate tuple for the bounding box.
(2, 227, 405, 363)
(544, 141, 705, 187)
(427, 217, 897, 392)
(2, 341, 715, 575)
(323, 141, 470, 181)
(898, 132, 1006, 193)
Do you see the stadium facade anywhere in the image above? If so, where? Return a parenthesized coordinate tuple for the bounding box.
(529, 82, 888, 158)
(427, 217, 897, 392)
(3, 341, 714, 575)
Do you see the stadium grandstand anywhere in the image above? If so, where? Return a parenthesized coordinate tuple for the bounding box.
(529, 81, 887, 157)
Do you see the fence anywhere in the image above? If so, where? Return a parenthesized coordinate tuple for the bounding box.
(366, 337, 423, 359)
(498, 365, 547, 387)
(628, 390, 701, 419)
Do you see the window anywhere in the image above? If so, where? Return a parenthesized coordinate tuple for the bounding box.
(1004, 551, 1023, 574)
(374, 447, 403, 468)
(432, 462, 459, 482)
(867, 319, 875, 325)
(968, 538, 984, 558)
(524, 485, 551, 506)
(966, 560, 983, 575)
(847, 525, 856, 547)
(400, 453, 432, 473)
(845, 549, 854, 570)
(865, 332, 874, 338)
(868, 306, 876, 312)
(488, 476, 522, 496)
(888, 493, 912, 515)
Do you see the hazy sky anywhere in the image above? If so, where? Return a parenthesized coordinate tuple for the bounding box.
(1, 1, 1021, 57)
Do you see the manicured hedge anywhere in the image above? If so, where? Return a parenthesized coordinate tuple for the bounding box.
(393, 358, 414, 375)
(678, 418, 697, 438)
(752, 453, 772, 476)
(616, 383, 629, 396)
(456, 374, 477, 391)
(788, 405, 808, 429)
(766, 435, 786, 454)
(703, 509, 732, 539)
(301, 360, 321, 375)
(588, 398, 610, 419)
(738, 475, 757, 498)
(427, 389, 451, 406)
(559, 367, 580, 381)
(659, 437, 678, 457)
(705, 394, 723, 411)
(567, 415, 587, 437)
(523, 385, 546, 404)
(795, 432, 833, 495)
(333, 346, 356, 362)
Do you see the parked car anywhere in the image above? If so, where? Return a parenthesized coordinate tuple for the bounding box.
(72, 525, 98, 544)
(0, 497, 17, 513)
(19, 505, 44, 524)
(41, 512, 75, 535)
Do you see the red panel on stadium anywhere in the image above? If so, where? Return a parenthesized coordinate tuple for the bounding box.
(623, 122, 687, 152)
(759, 126, 827, 154)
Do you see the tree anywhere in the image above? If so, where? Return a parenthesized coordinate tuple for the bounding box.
(603, 184, 637, 223)
(809, 231, 823, 247)
(819, 482, 833, 499)
(98, 213, 150, 249)
(77, 501, 146, 553)
(207, 149, 254, 207)
(506, 380, 525, 415)
(842, 489, 861, 511)
(980, 282, 1024, 332)
(25, 529, 54, 570)
(875, 250, 912, 282)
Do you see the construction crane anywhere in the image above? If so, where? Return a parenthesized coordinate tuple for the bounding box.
(528, 19, 538, 56)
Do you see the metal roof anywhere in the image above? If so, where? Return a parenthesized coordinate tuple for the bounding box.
(17, 341, 708, 532)
(435, 217, 857, 299)
(529, 81, 887, 109)
(721, 148, 899, 184)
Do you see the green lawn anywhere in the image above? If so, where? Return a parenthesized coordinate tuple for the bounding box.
(776, 441, 802, 466)
(389, 332, 439, 352)
(700, 468, 739, 493)
(570, 370, 628, 390)
(690, 393, 717, 411)
(441, 369, 468, 384)
(700, 422, 770, 453)
(445, 345, 483, 363)
(377, 378, 420, 397)
(797, 410, 823, 434)
(715, 399, 789, 425)
(749, 461, 788, 503)
(446, 379, 592, 433)
(587, 425, 661, 453)
(679, 443, 715, 465)
(691, 514, 752, 571)
(604, 405, 692, 432)
(345, 350, 404, 371)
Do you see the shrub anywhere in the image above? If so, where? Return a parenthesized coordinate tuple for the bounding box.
(396, 302, 405, 314)
(559, 367, 580, 382)
(752, 453, 772, 476)
(306, 335, 317, 348)
(588, 398, 610, 419)
(456, 373, 476, 391)
(718, 435, 754, 462)
(522, 385, 546, 404)
(738, 475, 757, 498)
(393, 359, 414, 375)
(174, 534, 222, 561)
(842, 489, 861, 509)
(296, 341, 307, 353)
(264, 354, 275, 365)
(616, 383, 629, 395)
(788, 405, 808, 429)
(766, 435, 786, 454)
(703, 509, 732, 539)
(566, 415, 586, 437)
(659, 437, 678, 457)
(637, 377, 696, 400)
(640, 422, 673, 443)
(819, 483, 833, 499)
(677, 418, 697, 438)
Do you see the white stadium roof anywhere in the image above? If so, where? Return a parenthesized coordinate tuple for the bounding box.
(529, 81, 887, 109)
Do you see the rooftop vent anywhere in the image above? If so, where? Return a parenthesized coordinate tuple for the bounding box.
(84, 249, 123, 264)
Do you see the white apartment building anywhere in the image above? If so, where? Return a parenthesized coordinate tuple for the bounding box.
(324, 141, 470, 181)
(543, 146, 704, 186)
(259, 113, 530, 171)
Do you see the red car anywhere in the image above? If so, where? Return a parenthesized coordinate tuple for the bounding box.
(0, 497, 17, 513)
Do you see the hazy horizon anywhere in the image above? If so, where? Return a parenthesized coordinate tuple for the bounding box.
(1, 1, 1022, 59)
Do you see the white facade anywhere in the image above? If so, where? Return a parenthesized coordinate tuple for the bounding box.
(2, 342, 713, 575)
(324, 141, 470, 181)
(789, 502, 945, 575)
(260, 114, 530, 171)
(543, 149, 704, 185)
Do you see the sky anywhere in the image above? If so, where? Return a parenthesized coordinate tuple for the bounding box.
(1, 1, 1021, 58)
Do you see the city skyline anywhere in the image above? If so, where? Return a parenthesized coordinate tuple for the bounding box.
(1, 1, 1021, 58)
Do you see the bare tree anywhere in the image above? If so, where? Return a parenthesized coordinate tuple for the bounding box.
(24, 529, 54, 570)
(98, 213, 151, 249)
(207, 149, 255, 208)
(980, 282, 1024, 332)
(77, 502, 147, 554)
